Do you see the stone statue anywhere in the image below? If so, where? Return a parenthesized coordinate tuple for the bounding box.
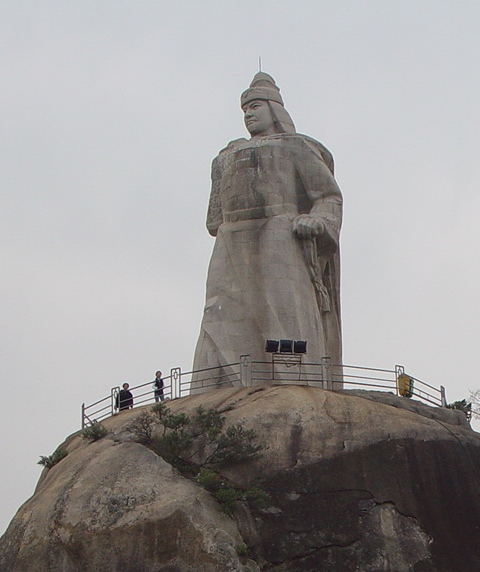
(192, 72, 342, 386)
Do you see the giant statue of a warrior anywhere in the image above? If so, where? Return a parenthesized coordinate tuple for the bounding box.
(193, 72, 343, 387)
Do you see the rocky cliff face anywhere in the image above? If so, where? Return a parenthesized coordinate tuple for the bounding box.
(1, 386, 480, 572)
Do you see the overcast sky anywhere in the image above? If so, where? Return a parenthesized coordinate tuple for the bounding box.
(2, 1, 480, 535)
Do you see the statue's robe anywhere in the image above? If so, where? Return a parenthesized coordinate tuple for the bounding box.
(193, 133, 343, 387)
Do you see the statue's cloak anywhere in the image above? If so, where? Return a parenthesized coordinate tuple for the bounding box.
(193, 133, 342, 383)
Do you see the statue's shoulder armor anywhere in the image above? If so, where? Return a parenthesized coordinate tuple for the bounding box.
(218, 138, 247, 156)
(281, 133, 335, 175)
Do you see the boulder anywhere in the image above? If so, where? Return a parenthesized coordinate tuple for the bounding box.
(1, 386, 479, 571)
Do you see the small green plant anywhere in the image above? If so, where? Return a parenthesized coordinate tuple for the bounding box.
(81, 421, 108, 442)
(126, 411, 156, 444)
(161, 412, 190, 432)
(446, 399, 472, 420)
(214, 487, 240, 516)
(211, 424, 264, 466)
(235, 543, 248, 558)
(244, 487, 271, 509)
(147, 405, 264, 473)
(153, 429, 194, 473)
(196, 468, 271, 515)
(190, 406, 225, 441)
(127, 404, 267, 515)
(38, 447, 68, 469)
(196, 468, 224, 492)
(151, 402, 169, 420)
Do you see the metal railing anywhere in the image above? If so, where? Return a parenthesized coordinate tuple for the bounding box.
(81, 357, 447, 428)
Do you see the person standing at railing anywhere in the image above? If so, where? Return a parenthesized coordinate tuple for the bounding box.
(116, 383, 133, 411)
(152, 371, 164, 402)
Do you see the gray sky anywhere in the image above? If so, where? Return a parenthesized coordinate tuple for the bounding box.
(2, 1, 480, 534)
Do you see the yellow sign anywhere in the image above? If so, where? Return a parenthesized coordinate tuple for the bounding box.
(397, 373, 414, 398)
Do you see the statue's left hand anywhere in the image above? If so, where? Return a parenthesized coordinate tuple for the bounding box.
(292, 215, 324, 239)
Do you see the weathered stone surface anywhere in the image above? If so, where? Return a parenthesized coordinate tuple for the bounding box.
(0, 412, 258, 572)
(2, 387, 480, 571)
(192, 73, 343, 384)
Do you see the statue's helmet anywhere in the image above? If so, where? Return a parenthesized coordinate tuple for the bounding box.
(241, 72, 296, 134)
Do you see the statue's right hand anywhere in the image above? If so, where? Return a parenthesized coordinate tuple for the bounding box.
(292, 215, 324, 239)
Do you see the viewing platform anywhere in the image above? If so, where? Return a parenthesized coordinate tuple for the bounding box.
(82, 357, 447, 429)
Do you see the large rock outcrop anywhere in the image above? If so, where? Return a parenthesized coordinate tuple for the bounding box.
(1, 386, 480, 571)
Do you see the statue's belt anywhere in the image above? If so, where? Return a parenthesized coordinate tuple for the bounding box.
(224, 205, 297, 222)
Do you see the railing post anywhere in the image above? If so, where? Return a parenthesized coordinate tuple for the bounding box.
(111, 386, 120, 416)
(395, 365, 404, 396)
(322, 357, 332, 390)
(171, 367, 181, 399)
(240, 355, 252, 387)
(440, 385, 447, 407)
(81, 403, 85, 429)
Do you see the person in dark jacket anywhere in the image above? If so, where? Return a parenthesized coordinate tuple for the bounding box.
(152, 371, 164, 402)
(116, 383, 133, 411)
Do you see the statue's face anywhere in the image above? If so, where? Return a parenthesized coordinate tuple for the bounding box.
(243, 100, 276, 136)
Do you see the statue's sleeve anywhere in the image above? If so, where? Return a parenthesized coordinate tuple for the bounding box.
(296, 139, 343, 256)
(206, 154, 223, 237)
